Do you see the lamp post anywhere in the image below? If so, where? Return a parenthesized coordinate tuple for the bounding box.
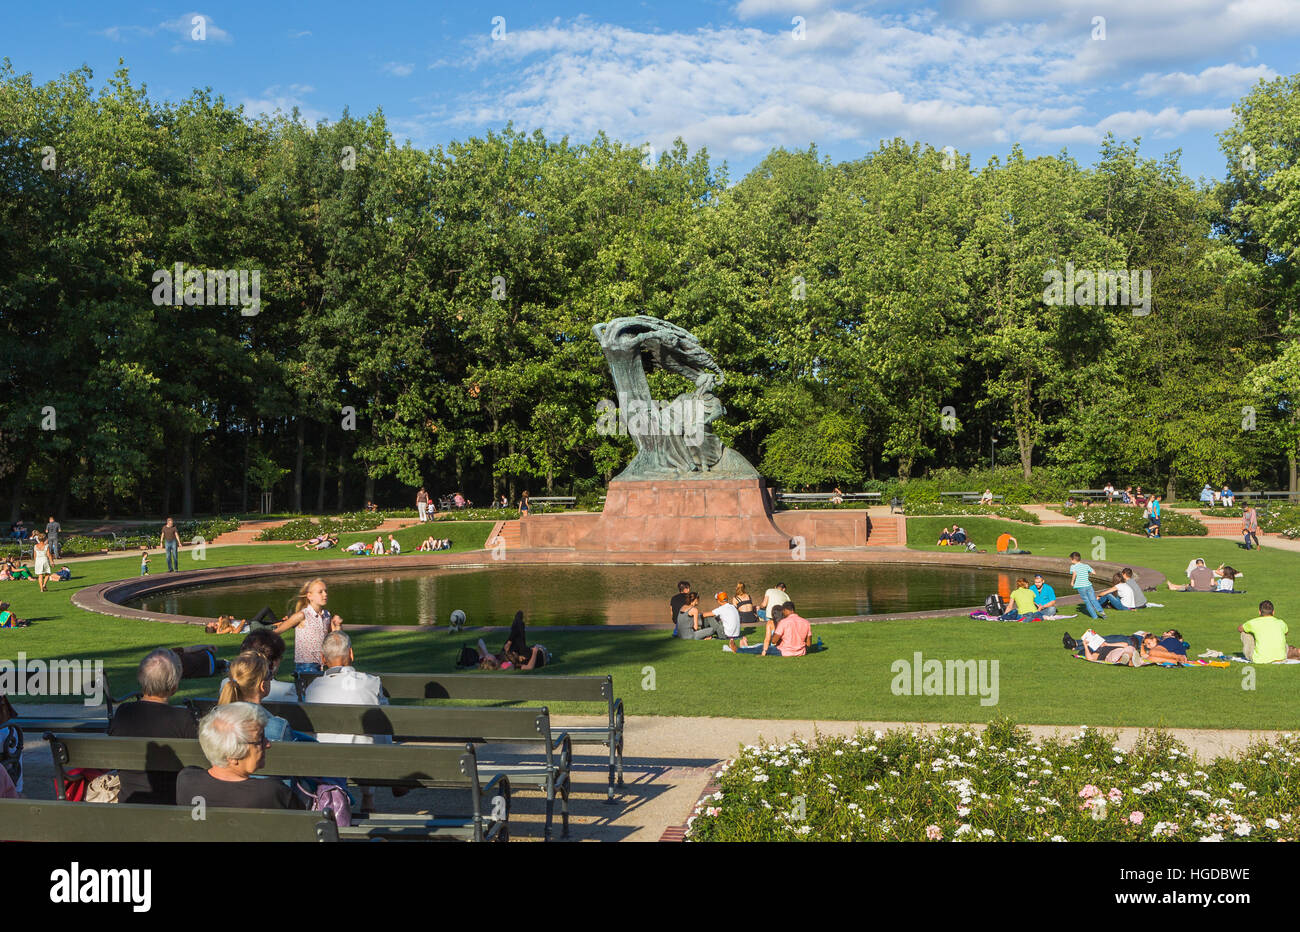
(991, 435, 997, 471)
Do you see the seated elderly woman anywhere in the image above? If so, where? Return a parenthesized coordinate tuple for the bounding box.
(175, 703, 304, 810)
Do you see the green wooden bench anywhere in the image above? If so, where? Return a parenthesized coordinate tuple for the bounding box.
(46, 732, 509, 842)
(193, 699, 570, 840)
(296, 671, 624, 798)
(5, 668, 128, 735)
(0, 796, 339, 841)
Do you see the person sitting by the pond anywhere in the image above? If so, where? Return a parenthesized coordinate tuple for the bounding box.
(703, 591, 742, 652)
(0, 601, 29, 627)
(56, 565, 71, 581)
(670, 579, 692, 629)
(344, 541, 368, 555)
(1238, 600, 1300, 663)
(1167, 559, 1214, 591)
(733, 583, 758, 630)
(1200, 483, 1215, 505)
(502, 611, 548, 669)
(387, 534, 401, 555)
(1030, 574, 1058, 617)
(950, 526, 968, 545)
(757, 582, 791, 622)
(1222, 485, 1234, 507)
(995, 532, 1025, 554)
(938, 526, 953, 546)
(830, 487, 844, 505)
(997, 578, 1043, 621)
(677, 591, 722, 640)
(372, 536, 385, 556)
(741, 602, 815, 656)
(1213, 564, 1239, 591)
(1096, 571, 1141, 612)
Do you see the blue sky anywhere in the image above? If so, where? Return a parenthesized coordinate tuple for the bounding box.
(5, 0, 1297, 183)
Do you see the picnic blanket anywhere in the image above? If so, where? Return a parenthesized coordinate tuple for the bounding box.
(969, 612, 1079, 622)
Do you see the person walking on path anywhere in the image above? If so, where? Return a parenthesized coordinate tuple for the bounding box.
(32, 532, 52, 592)
(416, 487, 429, 522)
(1243, 505, 1261, 550)
(45, 516, 61, 560)
(160, 517, 181, 572)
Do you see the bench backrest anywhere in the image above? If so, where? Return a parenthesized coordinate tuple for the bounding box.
(297, 672, 613, 706)
(188, 700, 552, 743)
(0, 796, 338, 841)
(47, 733, 482, 789)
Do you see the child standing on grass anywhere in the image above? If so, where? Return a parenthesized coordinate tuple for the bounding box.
(1069, 551, 1105, 619)
(139, 548, 150, 575)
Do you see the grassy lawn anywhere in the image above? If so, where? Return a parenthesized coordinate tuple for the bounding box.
(5, 515, 1297, 729)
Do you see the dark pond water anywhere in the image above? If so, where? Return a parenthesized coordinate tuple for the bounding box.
(127, 563, 1066, 627)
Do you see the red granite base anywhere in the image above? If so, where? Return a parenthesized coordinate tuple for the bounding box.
(567, 479, 793, 553)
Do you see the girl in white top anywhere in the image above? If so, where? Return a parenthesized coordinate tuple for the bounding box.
(272, 578, 343, 673)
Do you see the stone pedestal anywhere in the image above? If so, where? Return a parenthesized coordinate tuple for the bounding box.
(573, 478, 792, 553)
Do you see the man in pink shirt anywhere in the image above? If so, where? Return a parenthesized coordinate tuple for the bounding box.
(766, 601, 812, 656)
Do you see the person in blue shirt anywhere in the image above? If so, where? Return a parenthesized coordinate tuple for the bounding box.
(1222, 485, 1234, 507)
(1031, 574, 1058, 617)
(1069, 551, 1105, 619)
(1199, 483, 1215, 505)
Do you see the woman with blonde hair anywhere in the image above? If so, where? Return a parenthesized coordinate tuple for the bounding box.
(218, 651, 293, 743)
(272, 578, 343, 674)
(733, 583, 758, 630)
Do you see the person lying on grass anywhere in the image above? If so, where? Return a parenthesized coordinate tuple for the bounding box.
(1238, 600, 1300, 663)
(297, 534, 338, 550)
(1138, 632, 1188, 665)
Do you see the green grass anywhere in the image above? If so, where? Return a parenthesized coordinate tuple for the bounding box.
(5, 515, 1297, 729)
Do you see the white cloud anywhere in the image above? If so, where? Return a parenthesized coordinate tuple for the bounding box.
(1134, 63, 1276, 99)
(240, 85, 329, 126)
(382, 62, 415, 77)
(733, 0, 839, 19)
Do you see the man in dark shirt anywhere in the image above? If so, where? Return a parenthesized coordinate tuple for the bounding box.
(160, 517, 181, 572)
(670, 580, 691, 628)
(108, 649, 197, 804)
(45, 516, 61, 559)
(176, 704, 302, 810)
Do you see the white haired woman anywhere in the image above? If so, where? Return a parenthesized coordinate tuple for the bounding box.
(175, 703, 303, 810)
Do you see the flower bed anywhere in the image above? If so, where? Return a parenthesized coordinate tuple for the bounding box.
(1056, 505, 1206, 536)
(1201, 505, 1300, 539)
(686, 721, 1300, 842)
(256, 512, 386, 541)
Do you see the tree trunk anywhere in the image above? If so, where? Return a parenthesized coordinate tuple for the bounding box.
(181, 433, 194, 518)
(241, 434, 249, 514)
(316, 429, 328, 514)
(162, 446, 172, 517)
(293, 418, 305, 513)
(336, 448, 345, 512)
(1290, 452, 1297, 501)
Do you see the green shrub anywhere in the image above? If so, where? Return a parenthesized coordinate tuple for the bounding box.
(687, 723, 1300, 842)
(900, 502, 1040, 524)
(256, 512, 385, 541)
(1057, 505, 1207, 537)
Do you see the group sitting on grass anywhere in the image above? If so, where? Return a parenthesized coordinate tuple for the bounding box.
(416, 537, 452, 551)
(1165, 559, 1241, 592)
(671, 579, 817, 656)
(937, 526, 973, 549)
(343, 534, 403, 556)
(465, 611, 550, 670)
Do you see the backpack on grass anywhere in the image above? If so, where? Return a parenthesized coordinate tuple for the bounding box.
(984, 593, 1006, 616)
(455, 646, 479, 668)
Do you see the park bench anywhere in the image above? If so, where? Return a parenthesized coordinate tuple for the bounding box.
(2, 669, 130, 756)
(939, 491, 1005, 504)
(0, 796, 339, 842)
(46, 732, 509, 842)
(295, 671, 625, 799)
(1068, 489, 1109, 500)
(529, 496, 575, 508)
(190, 700, 568, 838)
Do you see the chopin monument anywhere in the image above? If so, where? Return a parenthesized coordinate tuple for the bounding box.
(516, 314, 882, 556)
(572, 315, 793, 554)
